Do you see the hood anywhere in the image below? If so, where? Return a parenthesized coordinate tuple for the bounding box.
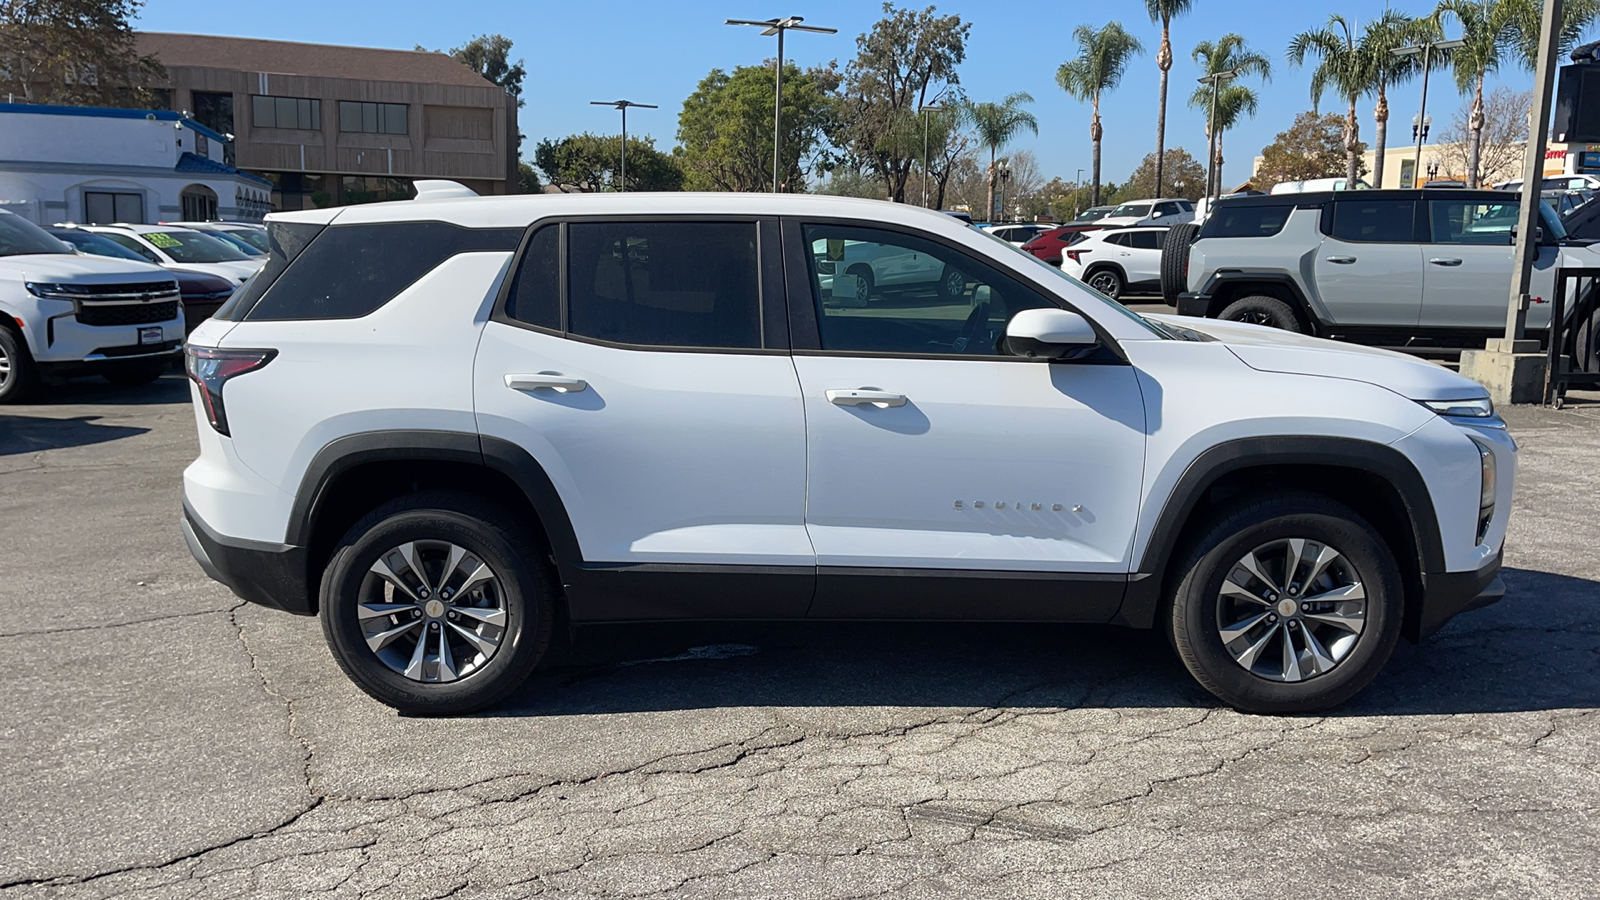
(0, 252, 171, 284)
(1148, 315, 1489, 402)
(173, 260, 262, 283)
(1095, 216, 1144, 227)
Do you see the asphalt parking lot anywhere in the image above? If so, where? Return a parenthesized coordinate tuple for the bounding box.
(2, 374, 1598, 900)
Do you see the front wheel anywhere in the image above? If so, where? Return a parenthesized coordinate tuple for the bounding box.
(1168, 492, 1402, 714)
(0, 326, 39, 404)
(319, 491, 555, 715)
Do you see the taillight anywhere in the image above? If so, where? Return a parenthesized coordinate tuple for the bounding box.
(185, 346, 275, 436)
(1066, 249, 1089, 263)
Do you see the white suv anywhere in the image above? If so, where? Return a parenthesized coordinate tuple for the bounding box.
(180, 189, 1514, 716)
(0, 210, 185, 402)
(1061, 226, 1167, 299)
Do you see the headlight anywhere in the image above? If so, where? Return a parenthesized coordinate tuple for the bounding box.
(1419, 397, 1494, 418)
(24, 282, 85, 300)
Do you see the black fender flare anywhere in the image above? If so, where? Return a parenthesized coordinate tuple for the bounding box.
(1194, 271, 1321, 329)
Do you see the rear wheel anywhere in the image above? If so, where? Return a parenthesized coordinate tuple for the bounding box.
(1085, 267, 1123, 299)
(1159, 223, 1200, 305)
(1219, 294, 1303, 332)
(1574, 307, 1600, 374)
(319, 491, 555, 715)
(0, 326, 39, 404)
(1168, 493, 1403, 714)
(845, 264, 875, 304)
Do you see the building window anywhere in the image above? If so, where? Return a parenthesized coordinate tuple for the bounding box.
(252, 95, 320, 130)
(339, 101, 408, 135)
(181, 185, 219, 221)
(84, 191, 144, 225)
(339, 176, 413, 204)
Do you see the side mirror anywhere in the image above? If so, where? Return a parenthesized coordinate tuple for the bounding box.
(1152, 210, 1164, 218)
(1005, 308, 1098, 360)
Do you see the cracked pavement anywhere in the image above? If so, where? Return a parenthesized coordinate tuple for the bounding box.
(2, 375, 1598, 899)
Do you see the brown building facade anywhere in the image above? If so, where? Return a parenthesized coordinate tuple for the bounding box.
(138, 32, 518, 211)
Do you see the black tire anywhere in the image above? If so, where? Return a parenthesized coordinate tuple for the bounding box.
(0, 325, 39, 404)
(845, 264, 875, 304)
(1574, 307, 1600, 374)
(1084, 266, 1123, 300)
(1168, 492, 1403, 715)
(1218, 294, 1303, 332)
(1159, 222, 1200, 306)
(936, 264, 966, 299)
(102, 361, 167, 387)
(319, 491, 555, 715)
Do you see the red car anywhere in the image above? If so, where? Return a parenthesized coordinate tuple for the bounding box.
(1021, 223, 1106, 265)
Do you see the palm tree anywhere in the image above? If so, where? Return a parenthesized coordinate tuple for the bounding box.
(1289, 16, 1369, 184)
(1057, 22, 1145, 206)
(1146, 0, 1196, 197)
(965, 93, 1039, 222)
(1360, 12, 1434, 189)
(1189, 34, 1270, 198)
(1437, 0, 1517, 188)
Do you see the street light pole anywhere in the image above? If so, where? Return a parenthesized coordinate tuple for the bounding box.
(919, 104, 943, 208)
(1392, 38, 1464, 188)
(589, 100, 657, 192)
(726, 16, 837, 192)
(1197, 70, 1238, 204)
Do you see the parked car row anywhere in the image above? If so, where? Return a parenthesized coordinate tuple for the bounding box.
(0, 214, 267, 402)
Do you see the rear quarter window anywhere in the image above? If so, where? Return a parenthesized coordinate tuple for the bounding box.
(243, 222, 521, 321)
(1198, 204, 1294, 238)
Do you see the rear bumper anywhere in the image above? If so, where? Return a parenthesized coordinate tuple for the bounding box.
(1412, 551, 1504, 641)
(1176, 292, 1210, 317)
(182, 500, 313, 615)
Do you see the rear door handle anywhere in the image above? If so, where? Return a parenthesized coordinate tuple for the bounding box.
(1429, 257, 1464, 266)
(1326, 256, 1357, 264)
(826, 389, 907, 408)
(505, 373, 587, 393)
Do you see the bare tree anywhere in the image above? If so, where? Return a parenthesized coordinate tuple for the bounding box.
(1434, 86, 1530, 187)
(1000, 149, 1044, 215)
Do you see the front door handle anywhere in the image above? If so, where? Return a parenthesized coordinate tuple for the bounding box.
(1326, 256, 1357, 264)
(505, 373, 587, 393)
(1429, 257, 1464, 266)
(826, 389, 907, 408)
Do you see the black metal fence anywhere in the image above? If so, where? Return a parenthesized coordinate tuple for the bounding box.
(1547, 267, 1600, 407)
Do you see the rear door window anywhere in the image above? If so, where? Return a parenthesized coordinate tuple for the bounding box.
(1427, 199, 1518, 244)
(1127, 231, 1163, 250)
(1329, 199, 1418, 243)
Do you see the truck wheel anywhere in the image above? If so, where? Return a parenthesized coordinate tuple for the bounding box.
(1575, 308, 1600, 374)
(319, 491, 555, 715)
(0, 326, 40, 404)
(1085, 267, 1123, 299)
(1159, 223, 1200, 306)
(103, 361, 168, 387)
(1168, 492, 1403, 714)
(1219, 295, 1303, 332)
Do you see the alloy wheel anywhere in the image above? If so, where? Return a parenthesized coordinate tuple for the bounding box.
(1214, 537, 1367, 683)
(1088, 272, 1119, 297)
(358, 539, 508, 683)
(944, 268, 965, 297)
(1231, 311, 1276, 326)
(0, 342, 10, 387)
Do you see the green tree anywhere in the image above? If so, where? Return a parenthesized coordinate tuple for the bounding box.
(516, 160, 540, 195)
(841, 2, 971, 202)
(1189, 34, 1270, 197)
(1436, 0, 1516, 188)
(0, 0, 164, 106)
(676, 62, 841, 193)
(1145, 0, 1195, 197)
(814, 167, 887, 198)
(533, 133, 683, 193)
(1359, 12, 1432, 190)
(448, 34, 526, 107)
(1056, 22, 1145, 207)
(1289, 15, 1370, 184)
(1120, 148, 1207, 200)
(1253, 110, 1367, 191)
(965, 92, 1038, 221)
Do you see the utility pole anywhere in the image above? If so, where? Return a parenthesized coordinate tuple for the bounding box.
(589, 100, 657, 192)
(1198, 70, 1238, 204)
(726, 16, 837, 192)
(1508, 0, 1563, 342)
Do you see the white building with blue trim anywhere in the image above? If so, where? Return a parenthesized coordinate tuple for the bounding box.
(0, 103, 272, 225)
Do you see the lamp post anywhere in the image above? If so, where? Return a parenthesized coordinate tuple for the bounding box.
(1197, 70, 1239, 203)
(725, 16, 837, 192)
(919, 103, 944, 208)
(589, 100, 657, 192)
(1392, 38, 1465, 188)
(996, 159, 1012, 223)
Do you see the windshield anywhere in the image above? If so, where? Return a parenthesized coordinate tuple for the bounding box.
(139, 230, 251, 263)
(1110, 203, 1152, 217)
(1077, 207, 1113, 222)
(0, 213, 72, 257)
(49, 229, 148, 261)
(207, 229, 267, 256)
(225, 228, 270, 252)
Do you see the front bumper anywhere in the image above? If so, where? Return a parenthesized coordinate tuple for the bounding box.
(182, 501, 313, 615)
(36, 341, 183, 378)
(1176, 291, 1209, 317)
(1411, 551, 1505, 641)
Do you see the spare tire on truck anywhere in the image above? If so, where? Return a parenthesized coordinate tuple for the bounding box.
(1160, 223, 1200, 306)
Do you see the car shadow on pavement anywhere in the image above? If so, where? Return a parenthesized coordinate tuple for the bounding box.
(0, 413, 149, 456)
(24, 373, 191, 408)
(497, 566, 1597, 719)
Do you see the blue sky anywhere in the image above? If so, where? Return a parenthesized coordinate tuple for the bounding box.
(135, 0, 1571, 189)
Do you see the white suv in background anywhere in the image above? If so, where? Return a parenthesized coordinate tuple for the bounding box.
(181, 188, 1513, 717)
(1095, 198, 1195, 229)
(1060, 226, 1167, 299)
(0, 210, 184, 402)
(82, 224, 264, 283)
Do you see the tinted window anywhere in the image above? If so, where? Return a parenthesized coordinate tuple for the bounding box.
(1199, 204, 1293, 238)
(1103, 232, 1130, 247)
(245, 223, 520, 321)
(504, 225, 560, 330)
(566, 222, 760, 349)
(50, 229, 145, 260)
(213, 221, 323, 320)
(1156, 202, 1179, 216)
(1428, 199, 1518, 244)
(0, 213, 71, 257)
(1330, 200, 1416, 242)
(802, 223, 1052, 356)
(1111, 203, 1152, 217)
(1127, 231, 1163, 250)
